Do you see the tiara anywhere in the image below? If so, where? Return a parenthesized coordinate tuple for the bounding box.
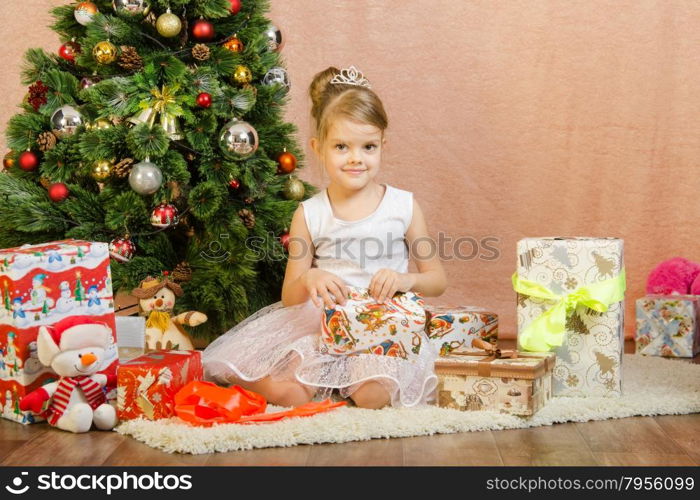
(330, 66, 371, 88)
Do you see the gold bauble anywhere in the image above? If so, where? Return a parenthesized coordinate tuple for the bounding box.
(93, 118, 112, 130)
(92, 41, 118, 64)
(91, 160, 113, 180)
(223, 36, 244, 53)
(233, 65, 253, 84)
(283, 177, 305, 201)
(156, 12, 182, 38)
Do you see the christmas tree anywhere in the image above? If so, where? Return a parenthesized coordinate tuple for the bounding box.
(1, 1, 310, 339)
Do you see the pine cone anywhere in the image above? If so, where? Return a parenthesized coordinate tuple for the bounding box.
(238, 208, 256, 229)
(243, 197, 255, 205)
(192, 44, 211, 61)
(118, 46, 143, 71)
(39, 177, 51, 189)
(113, 158, 135, 178)
(172, 261, 193, 282)
(243, 83, 258, 97)
(37, 131, 57, 152)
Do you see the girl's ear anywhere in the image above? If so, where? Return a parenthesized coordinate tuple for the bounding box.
(310, 137, 320, 156)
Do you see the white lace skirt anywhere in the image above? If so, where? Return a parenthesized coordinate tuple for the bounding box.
(202, 300, 438, 408)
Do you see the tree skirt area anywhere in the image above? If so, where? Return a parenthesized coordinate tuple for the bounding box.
(115, 354, 700, 454)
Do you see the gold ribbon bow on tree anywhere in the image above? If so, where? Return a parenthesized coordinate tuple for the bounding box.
(128, 84, 183, 140)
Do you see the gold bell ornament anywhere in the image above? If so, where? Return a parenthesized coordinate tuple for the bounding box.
(128, 85, 183, 140)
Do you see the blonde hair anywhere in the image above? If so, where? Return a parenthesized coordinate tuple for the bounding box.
(309, 66, 388, 145)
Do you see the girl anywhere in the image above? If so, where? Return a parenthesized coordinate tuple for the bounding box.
(203, 66, 447, 409)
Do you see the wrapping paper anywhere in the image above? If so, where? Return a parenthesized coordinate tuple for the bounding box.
(117, 350, 202, 421)
(636, 295, 700, 358)
(425, 305, 498, 356)
(516, 237, 625, 397)
(320, 287, 427, 359)
(0, 240, 117, 423)
(435, 350, 555, 416)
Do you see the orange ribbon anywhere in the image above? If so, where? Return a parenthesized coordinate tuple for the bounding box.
(174, 381, 346, 426)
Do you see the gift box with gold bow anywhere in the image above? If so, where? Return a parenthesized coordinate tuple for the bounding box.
(434, 339, 555, 416)
(514, 237, 625, 397)
(117, 350, 202, 421)
(424, 305, 498, 356)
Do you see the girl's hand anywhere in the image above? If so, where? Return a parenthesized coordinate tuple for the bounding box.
(302, 268, 349, 308)
(369, 269, 416, 303)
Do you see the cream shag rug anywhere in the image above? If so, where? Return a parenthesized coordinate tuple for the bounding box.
(116, 354, 700, 454)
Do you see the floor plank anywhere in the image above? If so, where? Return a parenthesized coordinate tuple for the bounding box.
(402, 431, 503, 466)
(575, 416, 684, 455)
(103, 436, 210, 466)
(492, 422, 597, 466)
(593, 452, 696, 466)
(205, 444, 311, 466)
(653, 414, 700, 465)
(1, 423, 124, 466)
(307, 438, 404, 466)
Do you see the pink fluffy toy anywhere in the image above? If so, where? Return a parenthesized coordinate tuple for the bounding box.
(646, 257, 700, 295)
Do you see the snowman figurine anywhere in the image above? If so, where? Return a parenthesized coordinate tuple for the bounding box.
(19, 316, 118, 433)
(131, 276, 207, 351)
(55, 281, 74, 314)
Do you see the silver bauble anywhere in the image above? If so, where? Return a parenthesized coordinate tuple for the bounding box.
(219, 119, 259, 159)
(113, 0, 150, 17)
(51, 105, 83, 137)
(80, 76, 101, 90)
(263, 23, 284, 52)
(262, 67, 290, 92)
(129, 159, 163, 195)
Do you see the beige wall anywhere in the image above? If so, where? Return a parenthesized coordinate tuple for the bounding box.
(3, 1, 700, 339)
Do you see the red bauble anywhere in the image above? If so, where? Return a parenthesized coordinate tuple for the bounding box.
(277, 151, 297, 174)
(18, 151, 39, 171)
(191, 19, 215, 42)
(228, 178, 240, 190)
(280, 231, 290, 251)
(48, 182, 69, 202)
(229, 0, 242, 14)
(109, 237, 136, 263)
(58, 41, 80, 62)
(150, 202, 180, 228)
(196, 92, 212, 108)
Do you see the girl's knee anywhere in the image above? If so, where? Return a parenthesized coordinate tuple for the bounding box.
(266, 380, 315, 407)
(350, 381, 391, 409)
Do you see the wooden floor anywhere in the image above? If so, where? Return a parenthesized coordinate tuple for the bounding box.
(2, 340, 699, 466)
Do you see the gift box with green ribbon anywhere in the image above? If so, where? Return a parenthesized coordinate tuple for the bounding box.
(513, 237, 626, 397)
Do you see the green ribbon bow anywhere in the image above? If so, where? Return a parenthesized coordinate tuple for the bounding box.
(512, 269, 626, 352)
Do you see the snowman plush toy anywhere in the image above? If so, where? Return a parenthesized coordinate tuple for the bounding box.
(19, 316, 118, 433)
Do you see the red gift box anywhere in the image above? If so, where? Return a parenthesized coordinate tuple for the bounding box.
(0, 240, 117, 423)
(117, 350, 202, 421)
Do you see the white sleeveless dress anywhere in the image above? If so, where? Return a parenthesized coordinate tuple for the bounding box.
(202, 184, 438, 407)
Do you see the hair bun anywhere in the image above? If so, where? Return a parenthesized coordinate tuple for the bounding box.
(309, 66, 339, 122)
